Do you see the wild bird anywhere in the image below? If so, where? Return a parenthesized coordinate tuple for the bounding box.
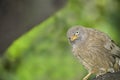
(67, 26, 120, 80)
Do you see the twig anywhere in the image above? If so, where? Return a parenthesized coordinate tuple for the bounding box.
(92, 71, 120, 80)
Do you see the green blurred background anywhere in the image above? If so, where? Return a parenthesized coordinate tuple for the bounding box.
(1, 0, 120, 80)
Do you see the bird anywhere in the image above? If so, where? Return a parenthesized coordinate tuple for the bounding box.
(66, 25, 120, 80)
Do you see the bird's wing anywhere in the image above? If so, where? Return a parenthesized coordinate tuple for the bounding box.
(104, 38, 120, 58)
(89, 28, 120, 58)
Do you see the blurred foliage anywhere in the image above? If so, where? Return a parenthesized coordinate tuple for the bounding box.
(1, 0, 120, 80)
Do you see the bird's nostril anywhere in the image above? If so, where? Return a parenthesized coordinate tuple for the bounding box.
(69, 37, 71, 40)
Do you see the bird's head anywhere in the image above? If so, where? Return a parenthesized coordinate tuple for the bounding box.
(67, 26, 88, 46)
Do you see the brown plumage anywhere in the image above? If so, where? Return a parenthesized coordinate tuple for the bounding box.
(67, 26, 120, 80)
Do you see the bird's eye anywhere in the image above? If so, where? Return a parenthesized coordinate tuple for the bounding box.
(75, 31, 79, 35)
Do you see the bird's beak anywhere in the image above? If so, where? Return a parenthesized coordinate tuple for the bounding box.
(70, 35, 78, 41)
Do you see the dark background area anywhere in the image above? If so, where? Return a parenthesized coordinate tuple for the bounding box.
(0, 0, 66, 54)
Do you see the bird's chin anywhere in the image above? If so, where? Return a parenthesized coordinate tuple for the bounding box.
(70, 39, 78, 44)
(70, 40, 76, 46)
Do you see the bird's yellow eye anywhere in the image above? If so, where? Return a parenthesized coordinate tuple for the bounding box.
(75, 31, 79, 35)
